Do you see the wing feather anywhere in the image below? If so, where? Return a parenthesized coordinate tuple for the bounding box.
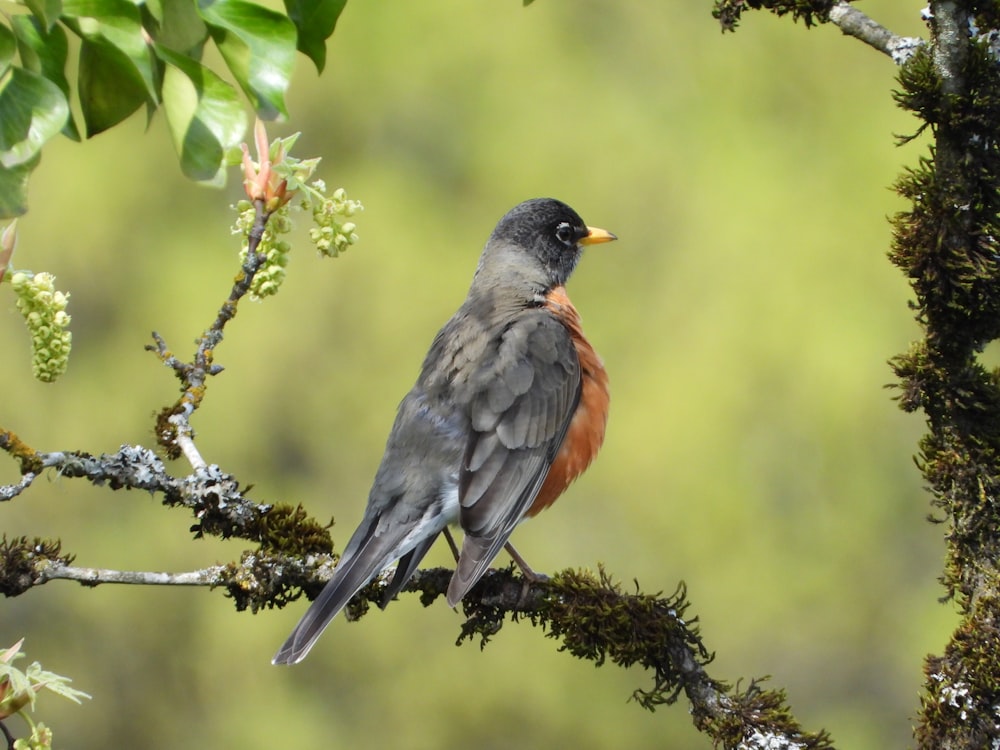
(448, 310, 581, 605)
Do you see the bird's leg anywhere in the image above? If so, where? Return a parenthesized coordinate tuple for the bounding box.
(504, 542, 548, 583)
(443, 527, 460, 562)
(504, 542, 548, 609)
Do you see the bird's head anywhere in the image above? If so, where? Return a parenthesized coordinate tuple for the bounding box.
(475, 198, 616, 291)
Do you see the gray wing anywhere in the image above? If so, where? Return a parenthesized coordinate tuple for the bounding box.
(446, 310, 581, 605)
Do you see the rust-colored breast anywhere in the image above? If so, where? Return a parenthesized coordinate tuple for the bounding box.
(527, 286, 609, 516)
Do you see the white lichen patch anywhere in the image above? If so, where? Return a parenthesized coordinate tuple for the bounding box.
(737, 730, 806, 750)
(931, 673, 976, 721)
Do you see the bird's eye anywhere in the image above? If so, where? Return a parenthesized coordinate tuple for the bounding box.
(554, 222, 575, 246)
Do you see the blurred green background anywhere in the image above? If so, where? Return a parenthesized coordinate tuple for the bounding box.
(2, 2, 950, 748)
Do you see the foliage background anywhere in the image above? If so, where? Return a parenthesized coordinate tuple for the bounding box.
(1, 2, 948, 748)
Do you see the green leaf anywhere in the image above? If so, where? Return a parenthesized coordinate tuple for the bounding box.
(0, 66, 69, 167)
(0, 24, 15, 79)
(77, 38, 149, 135)
(62, 0, 159, 101)
(148, 0, 209, 55)
(0, 153, 39, 219)
(24, 0, 63, 31)
(157, 45, 246, 184)
(282, 0, 345, 73)
(197, 0, 295, 120)
(12, 17, 80, 140)
(24, 662, 91, 704)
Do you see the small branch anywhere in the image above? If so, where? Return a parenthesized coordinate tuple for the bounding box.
(146, 199, 272, 463)
(714, 0, 925, 65)
(37, 564, 224, 586)
(171, 418, 207, 471)
(0, 472, 35, 502)
(828, 1, 925, 64)
(0, 440, 274, 540)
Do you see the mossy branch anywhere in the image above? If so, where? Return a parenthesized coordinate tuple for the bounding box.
(884, 3, 1000, 750)
(0, 423, 834, 746)
(0, 498, 834, 749)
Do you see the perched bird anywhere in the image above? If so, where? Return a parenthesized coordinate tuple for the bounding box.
(273, 198, 615, 665)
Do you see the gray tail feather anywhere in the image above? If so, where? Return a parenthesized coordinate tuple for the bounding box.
(446, 532, 510, 607)
(271, 545, 382, 665)
(379, 533, 439, 609)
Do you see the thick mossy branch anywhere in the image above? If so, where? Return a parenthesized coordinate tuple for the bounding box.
(523, 571, 708, 709)
(889, 12, 1000, 597)
(888, 4, 1000, 749)
(367, 566, 834, 749)
(892, 45, 1000, 356)
(1, 434, 833, 748)
(916, 587, 1000, 750)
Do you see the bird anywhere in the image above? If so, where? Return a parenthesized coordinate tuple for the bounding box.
(272, 197, 615, 665)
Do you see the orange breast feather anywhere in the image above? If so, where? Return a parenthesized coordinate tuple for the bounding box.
(527, 286, 609, 516)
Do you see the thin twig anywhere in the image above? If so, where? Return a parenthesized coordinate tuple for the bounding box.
(171, 419, 207, 471)
(146, 199, 273, 467)
(0, 472, 35, 501)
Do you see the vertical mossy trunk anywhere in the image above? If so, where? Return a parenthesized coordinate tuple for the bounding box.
(889, 3, 1000, 748)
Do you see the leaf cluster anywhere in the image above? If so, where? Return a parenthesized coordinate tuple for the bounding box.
(0, 0, 348, 215)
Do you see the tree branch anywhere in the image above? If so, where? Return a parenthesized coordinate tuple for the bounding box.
(714, 0, 926, 65)
(37, 565, 224, 586)
(887, 2, 1000, 749)
(828, 2, 925, 64)
(0, 486, 835, 750)
(145, 199, 271, 464)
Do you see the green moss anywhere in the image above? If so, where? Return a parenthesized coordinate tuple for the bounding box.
(215, 505, 337, 611)
(452, 567, 834, 748)
(888, 8, 1000, 747)
(220, 550, 335, 612)
(256, 503, 334, 556)
(713, 0, 836, 32)
(152, 406, 181, 459)
(0, 536, 74, 597)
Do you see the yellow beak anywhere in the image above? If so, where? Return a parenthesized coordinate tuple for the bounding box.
(580, 226, 618, 245)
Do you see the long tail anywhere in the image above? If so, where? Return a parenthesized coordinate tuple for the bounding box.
(272, 515, 445, 665)
(272, 514, 409, 665)
(272, 543, 382, 664)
